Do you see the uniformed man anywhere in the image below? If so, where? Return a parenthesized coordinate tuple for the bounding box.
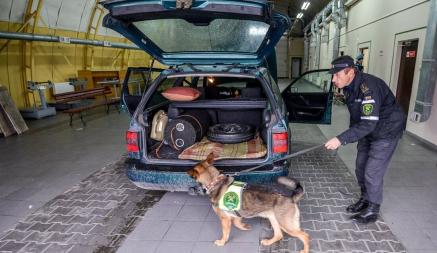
(325, 55, 406, 224)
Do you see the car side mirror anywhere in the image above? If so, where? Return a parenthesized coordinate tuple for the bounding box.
(290, 87, 298, 93)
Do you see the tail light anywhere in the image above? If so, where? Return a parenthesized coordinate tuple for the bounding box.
(126, 131, 140, 152)
(273, 132, 288, 154)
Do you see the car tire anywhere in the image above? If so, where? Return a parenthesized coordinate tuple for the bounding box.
(207, 123, 255, 144)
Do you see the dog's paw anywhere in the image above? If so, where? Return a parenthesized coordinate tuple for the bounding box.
(214, 239, 226, 246)
(260, 239, 273, 246)
(239, 223, 251, 230)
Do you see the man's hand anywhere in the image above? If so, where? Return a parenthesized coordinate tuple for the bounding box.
(325, 137, 341, 150)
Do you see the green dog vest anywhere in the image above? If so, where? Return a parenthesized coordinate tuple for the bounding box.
(219, 181, 246, 211)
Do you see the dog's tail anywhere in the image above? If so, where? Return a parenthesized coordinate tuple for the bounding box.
(277, 177, 304, 203)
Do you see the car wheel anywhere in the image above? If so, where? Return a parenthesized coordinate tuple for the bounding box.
(207, 123, 255, 144)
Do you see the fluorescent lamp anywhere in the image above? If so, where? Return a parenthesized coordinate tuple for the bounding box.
(296, 13, 303, 19)
(301, 2, 310, 10)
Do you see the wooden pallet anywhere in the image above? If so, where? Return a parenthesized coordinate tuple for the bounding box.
(0, 86, 28, 137)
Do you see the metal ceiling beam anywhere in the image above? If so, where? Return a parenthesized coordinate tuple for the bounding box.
(83, 0, 105, 70)
(0, 31, 140, 50)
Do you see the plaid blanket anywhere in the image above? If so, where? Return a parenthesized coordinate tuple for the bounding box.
(178, 136, 267, 160)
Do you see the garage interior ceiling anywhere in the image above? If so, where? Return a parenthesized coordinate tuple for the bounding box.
(272, 0, 332, 37)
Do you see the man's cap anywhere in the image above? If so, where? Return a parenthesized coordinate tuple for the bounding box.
(356, 53, 364, 61)
(329, 55, 355, 74)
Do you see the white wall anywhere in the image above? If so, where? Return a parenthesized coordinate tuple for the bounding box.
(308, 0, 436, 145)
(344, 0, 429, 81)
(388, 28, 437, 145)
(288, 37, 304, 75)
(276, 36, 289, 78)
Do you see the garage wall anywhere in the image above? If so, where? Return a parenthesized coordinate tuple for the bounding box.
(276, 37, 289, 78)
(0, 1, 151, 109)
(288, 37, 304, 77)
(307, 0, 436, 145)
(0, 21, 150, 108)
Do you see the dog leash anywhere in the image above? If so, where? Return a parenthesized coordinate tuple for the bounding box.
(230, 143, 325, 177)
(231, 143, 356, 198)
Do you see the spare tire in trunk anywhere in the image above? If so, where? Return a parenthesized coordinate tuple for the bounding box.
(164, 110, 210, 151)
(207, 123, 255, 144)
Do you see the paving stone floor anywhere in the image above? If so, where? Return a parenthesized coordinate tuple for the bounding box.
(0, 158, 164, 253)
(259, 124, 406, 253)
(0, 123, 410, 252)
(115, 124, 407, 253)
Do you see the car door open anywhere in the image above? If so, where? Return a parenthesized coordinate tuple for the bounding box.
(281, 69, 333, 124)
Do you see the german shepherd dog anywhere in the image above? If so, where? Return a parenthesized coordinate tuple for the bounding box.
(187, 153, 309, 253)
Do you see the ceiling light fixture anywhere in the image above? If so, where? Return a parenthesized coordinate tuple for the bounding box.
(301, 2, 310, 10)
(296, 13, 304, 19)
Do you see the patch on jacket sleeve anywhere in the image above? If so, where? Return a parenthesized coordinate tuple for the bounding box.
(360, 83, 371, 95)
(219, 181, 246, 211)
(362, 103, 374, 115)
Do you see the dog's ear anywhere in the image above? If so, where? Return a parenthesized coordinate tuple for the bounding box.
(187, 168, 198, 179)
(206, 152, 215, 165)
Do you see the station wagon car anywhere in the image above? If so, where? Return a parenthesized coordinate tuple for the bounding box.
(103, 0, 333, 191)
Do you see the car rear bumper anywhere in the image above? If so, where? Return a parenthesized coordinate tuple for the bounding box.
(125, 159, 289, 192)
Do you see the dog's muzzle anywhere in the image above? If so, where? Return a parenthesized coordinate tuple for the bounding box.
(188, 183, 206, 196)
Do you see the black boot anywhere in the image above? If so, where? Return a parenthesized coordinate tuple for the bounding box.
(346, 198, 369, 213)
(350, 202, 380, 224)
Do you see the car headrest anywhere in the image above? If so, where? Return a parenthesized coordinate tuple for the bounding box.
(241, 87, 262, 98)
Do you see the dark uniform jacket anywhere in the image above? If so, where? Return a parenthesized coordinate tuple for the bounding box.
(337, 71, 406, 145)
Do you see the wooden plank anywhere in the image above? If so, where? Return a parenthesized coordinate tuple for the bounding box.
(53, 87, 110, 102)
(54, 90, 111, 104)
(0, 86, 29, 135)
(0, 105, 15, 137)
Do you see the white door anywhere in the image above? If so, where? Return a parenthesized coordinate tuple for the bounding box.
(276, 37, 288, 78)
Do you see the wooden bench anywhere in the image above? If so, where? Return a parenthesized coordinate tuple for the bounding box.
(53, 87, 120, 126)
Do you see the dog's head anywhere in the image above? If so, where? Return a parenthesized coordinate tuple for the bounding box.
(187, 153, 221, 188)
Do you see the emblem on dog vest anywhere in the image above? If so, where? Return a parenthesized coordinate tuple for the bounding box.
(219, 181, 246, 211)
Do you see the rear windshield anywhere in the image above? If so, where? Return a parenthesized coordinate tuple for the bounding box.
(133, 19, 269, 53)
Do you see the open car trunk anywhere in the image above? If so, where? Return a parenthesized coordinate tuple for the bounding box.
(145, 99, 271, 162)
(137, 73, 275, 164)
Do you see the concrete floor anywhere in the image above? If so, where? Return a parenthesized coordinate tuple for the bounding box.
(0, 83, 436, 252)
